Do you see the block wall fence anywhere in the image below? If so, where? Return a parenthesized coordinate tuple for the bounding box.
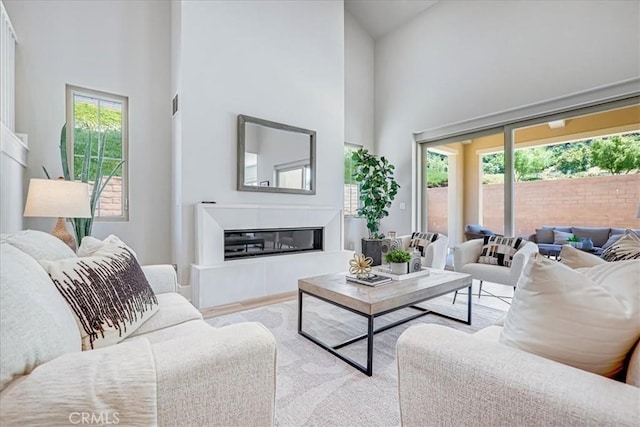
(427, 174, 640, 239)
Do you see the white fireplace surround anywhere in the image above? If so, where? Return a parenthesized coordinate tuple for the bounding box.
(191, 204, 350, 308)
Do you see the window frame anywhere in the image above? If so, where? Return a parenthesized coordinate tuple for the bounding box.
(344, 143, 362, 217)
(65, 84, 129, 222)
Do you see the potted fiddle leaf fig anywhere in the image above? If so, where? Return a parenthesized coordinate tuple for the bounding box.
(352, 148, 400, 265)
(43, 125, 124, 246)
(384, 248, 411, 275)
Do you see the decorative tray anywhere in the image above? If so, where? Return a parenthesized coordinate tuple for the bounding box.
(371, 266, 431, 281)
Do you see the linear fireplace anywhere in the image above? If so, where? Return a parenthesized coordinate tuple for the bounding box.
(224, 227, 323, 260)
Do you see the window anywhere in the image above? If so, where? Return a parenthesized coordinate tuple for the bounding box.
(66, 85, 128, 220)
(344, 144, 361, 216)
(274, 160, 311, 189)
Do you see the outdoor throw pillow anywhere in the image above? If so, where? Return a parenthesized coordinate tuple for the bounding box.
(477, 235, 524, 267)
(39, 242, 158, 350)
(500, 255, 640, 378)
(534, 228, 554, 244)
(601, 229, 640, 262)
(552, 230, 574, 245)
(408, 232, 438, 257)
(560, 244, 606, 269)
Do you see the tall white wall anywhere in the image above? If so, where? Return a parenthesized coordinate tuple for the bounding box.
(174, 1, 345, 282)
(5, 0, 171, 264)
(344, 9, 374, 250)
(374, 0, 640, 235)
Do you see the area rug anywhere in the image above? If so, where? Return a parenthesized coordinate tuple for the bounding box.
(207, 294, 505, 427)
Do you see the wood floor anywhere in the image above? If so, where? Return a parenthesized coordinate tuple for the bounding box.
(200, 291, 296, 319)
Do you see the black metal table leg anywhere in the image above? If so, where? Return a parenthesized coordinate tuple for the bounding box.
(366, 315, 374, 376)
(466, 284, 472, 325)
(297, 290, 303, 333)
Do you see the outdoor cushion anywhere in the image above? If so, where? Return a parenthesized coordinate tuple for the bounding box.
(553, 230, 574, 245)
(572, 227, 610, 248)
(544, 226, 572, 233)
(535, 228, 554, 244)
(466, 224, 482, 233)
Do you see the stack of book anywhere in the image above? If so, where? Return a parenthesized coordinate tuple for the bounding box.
(346, 274, 392, 286)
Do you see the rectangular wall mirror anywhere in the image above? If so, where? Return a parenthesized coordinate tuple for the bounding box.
(237, 114, 316, 195)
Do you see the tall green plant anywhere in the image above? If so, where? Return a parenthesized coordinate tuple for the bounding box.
(44, 125, 124, 245)
(352, 148, 400, 239)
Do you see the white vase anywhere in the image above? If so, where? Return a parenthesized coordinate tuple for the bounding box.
(389, 262, 408, 275)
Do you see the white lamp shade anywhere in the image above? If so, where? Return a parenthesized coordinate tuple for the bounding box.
(24, 179, 91, 218)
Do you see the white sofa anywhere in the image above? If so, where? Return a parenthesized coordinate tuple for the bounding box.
(0, 231, 277, 426)
(397, 253, 640, 426)
(398, 233, 449, 269)
(396, 324, 640, 426)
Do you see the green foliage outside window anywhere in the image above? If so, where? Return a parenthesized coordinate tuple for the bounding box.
(481, 133, 640, 183)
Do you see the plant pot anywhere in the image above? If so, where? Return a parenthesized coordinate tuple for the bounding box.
(361, 238, 383, 266)
(389, 262, 408, 275)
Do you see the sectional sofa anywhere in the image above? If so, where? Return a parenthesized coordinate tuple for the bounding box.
(528, 226, 640, 257)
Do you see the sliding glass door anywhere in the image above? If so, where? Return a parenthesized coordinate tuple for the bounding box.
(418, 98, 640, 243)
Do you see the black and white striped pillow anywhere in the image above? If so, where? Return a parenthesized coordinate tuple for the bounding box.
(478, 235, 524, 267)
(601, 229, 640, 262)
(409, 232, 439, 257)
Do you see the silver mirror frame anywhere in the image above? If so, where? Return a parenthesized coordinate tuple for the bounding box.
(237, 114, 316, 195)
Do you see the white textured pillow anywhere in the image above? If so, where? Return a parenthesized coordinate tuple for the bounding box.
(1, 230, 77, 261)
(39, 242, 158, 350)
(0, 243, 81, 390)
(500, 255, 640, 378)
(78, 234, 138, 259)
(559, 244, 606, 269)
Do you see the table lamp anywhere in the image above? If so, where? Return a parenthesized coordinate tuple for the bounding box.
(23, 178, 91, 250)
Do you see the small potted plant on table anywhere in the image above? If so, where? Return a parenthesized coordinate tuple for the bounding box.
(566, 236, 583, 249)
(385, 249, 411, 275)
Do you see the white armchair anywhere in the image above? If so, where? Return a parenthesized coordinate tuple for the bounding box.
(452, 238, 538, 301)
(398, 233, 449, 269)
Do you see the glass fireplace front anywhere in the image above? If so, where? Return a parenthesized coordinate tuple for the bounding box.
(224, 227, 323, 260)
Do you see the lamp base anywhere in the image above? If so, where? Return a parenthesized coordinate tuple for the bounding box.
(52, 217, 77, 252)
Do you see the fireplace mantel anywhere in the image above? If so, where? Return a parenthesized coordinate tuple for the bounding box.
(192, 203, 350, 308)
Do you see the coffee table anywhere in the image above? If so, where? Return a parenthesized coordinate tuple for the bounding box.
(297, 270, 473, 376)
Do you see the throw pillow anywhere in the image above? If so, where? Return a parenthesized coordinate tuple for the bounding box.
(77, 234, 138, 259)
(559, 244, 606, 269)
(39, 242, 158, 350)
(477, 235, 524, 267)
(408, 232, 438, 257)
(1, 229, 77, 261)
(601, 229, 640, 262)
(500, 255, 640, 378)
(552, 230, 574, 245)
(534, 228, 554, 244)
(0, 243, 81, 391)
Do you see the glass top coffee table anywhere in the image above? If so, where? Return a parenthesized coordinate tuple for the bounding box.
(297, 270, 473, 376)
